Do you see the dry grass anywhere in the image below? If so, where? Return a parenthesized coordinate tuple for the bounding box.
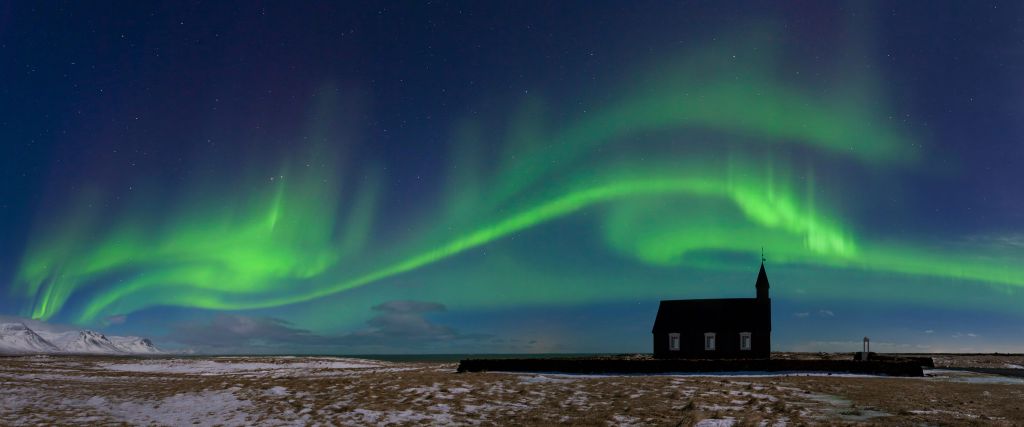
(0, 355, 1021, 425)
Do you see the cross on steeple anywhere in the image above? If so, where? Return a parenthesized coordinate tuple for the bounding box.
(756, 248, 770, 300)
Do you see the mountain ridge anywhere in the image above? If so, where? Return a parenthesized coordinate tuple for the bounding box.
(0, 322, 162, 355)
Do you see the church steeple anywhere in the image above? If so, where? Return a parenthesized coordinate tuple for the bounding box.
(756, 249, 770, 300)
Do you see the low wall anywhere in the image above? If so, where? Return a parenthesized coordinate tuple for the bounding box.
(853, 352, 935, 368)
(457, 358, 924, 377)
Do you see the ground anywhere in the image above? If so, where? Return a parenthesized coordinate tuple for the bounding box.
(0, 354, 1022, 426)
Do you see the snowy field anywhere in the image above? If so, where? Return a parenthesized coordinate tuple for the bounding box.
(0, 355, 1022, 426)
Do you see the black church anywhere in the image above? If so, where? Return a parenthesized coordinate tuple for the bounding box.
(652, 261, 771, 359)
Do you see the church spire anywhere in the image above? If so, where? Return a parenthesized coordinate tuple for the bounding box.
(756, 249, 770, 300)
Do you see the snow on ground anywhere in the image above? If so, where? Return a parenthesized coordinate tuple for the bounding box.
(340, 408, 453, 425)
(694, 418, 737, 427)
(610, 414, 644, 426)
(2, 356, 1023, 425)
(99, 357, 385, 375)
(517, 374, 576, 384)
(0, 381, 255, 426)
(925, 369, 1024, 385)
(82, 390, 254, 426)
(265, 385, 289, 396)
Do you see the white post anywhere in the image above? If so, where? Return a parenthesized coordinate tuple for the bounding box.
(862, 337, 870, 361)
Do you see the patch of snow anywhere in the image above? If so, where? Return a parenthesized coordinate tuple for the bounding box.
(85, 390, 253, 426)
(342, 408, 452, 425)
(909, 409, 982, 419)
(702, 404, 744, 411)
(695, 418, 736, 427)
(404, 383, 441, 396)
(610, 414, 643, 426)
(757, 418, 789, 427)
(724, 389, 778, 399)
(561, 390, 590, 409)
(0, 385, 44, 412)
(265, 386, 289, 396)
(518, 374, 576, 384)
(1005, 364, 1023, 369)
(802, 392, 890, 421)
(99, 357, 384, 375)
(924, 369, 1024, 385)
(952, 375, 1024, 385)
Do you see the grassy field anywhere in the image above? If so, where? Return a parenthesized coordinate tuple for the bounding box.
(1, 354, 1022, 425)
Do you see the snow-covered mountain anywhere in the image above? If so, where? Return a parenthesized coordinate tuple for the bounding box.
(0, 323, 60, 353)
(0, 322, 162, 355)
(110, 336, 162, 354)
(61, 330, 125, 354)
(35, 330, 83, 350)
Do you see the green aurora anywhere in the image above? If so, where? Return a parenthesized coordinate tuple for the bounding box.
(12, 34, 1023, 330)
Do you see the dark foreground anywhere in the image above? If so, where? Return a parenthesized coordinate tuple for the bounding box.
(1, 354, 1022, 425)
(457, 356, 925, 377)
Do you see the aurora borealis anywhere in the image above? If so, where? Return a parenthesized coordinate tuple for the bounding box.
(2, 2, 1023, 353)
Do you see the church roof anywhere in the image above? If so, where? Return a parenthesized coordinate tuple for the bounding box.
(651, 298, 769, 333)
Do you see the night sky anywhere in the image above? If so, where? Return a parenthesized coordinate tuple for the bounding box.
(2, 2, 1023, 354)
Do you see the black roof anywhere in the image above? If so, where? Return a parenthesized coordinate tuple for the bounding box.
(651, 298, 768, 333)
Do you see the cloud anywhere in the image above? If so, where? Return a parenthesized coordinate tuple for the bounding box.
(103, 315, 127, 326)
(166, 300, 492, 353)
(790, 307, 831, 317)
(794, 310, 833, 318)
(372, 300, 446, 314)
(924, 330, 934, 334)
(951, 332, 979, 339)
(168, 315, 320, 350)
(967, 233, 1024, 249)
(338, 300, 491, 348)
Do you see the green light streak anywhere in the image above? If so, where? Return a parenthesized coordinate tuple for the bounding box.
(75, 166, 846, 321)
(12, 31, 1023, 326)
(71, 158, 1024, 322)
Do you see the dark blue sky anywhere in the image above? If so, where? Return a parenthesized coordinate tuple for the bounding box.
(1, 2, 1023, 353)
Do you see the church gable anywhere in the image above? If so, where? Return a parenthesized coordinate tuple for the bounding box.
(651, 262, 772, 359)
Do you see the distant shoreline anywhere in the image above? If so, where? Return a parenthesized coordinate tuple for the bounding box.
(3, 351, 1023, 363)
